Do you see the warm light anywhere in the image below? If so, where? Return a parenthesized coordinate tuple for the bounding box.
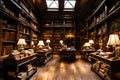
(83, 42, 91, 47)
(46, 39, 52, 50)
(37, 40, 45, 46)
(107, 34, 120, 46)
(31, 41, 34, 45)
(89, 40, 94, 44)
(107, 34, 120, 58)
(59, 40, 63, 44)
(17, 38, 27, 45)
(17, 38, 27, 51)
(66, 34, 74, 38)
(46, 40, 50, 43)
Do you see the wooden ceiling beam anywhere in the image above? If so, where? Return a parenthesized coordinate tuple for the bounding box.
(59, 0, 64, 11)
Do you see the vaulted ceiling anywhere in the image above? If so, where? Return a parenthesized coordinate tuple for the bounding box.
(25, 0, 99, 24)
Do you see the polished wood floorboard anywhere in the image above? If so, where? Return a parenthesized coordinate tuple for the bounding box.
(30, 55, 102, 80)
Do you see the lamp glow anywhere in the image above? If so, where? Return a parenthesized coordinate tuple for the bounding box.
(107, 34, 120, 46)
(89, 40, 94, 44)
(46, 39, 52, 50)
(31, 41, 34, 45)
(17, 38, 27, 51)
(59, 40, 63, 44)
(83, 42, 91, 47)
(83, 42, 91, 50)
(37, 40, 45, 46)
(107, 34, 120, 58)
(46, 40, 50, 43)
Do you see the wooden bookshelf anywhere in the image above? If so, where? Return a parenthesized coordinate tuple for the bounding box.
(80, 0, 120, 50)
(0, 0, 39, 56)
(42, 19, 75, 54)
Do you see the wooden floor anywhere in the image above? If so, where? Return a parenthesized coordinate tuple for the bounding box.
(30, 55, 102, 80)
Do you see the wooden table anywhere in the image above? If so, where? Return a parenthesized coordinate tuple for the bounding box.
(36, 50, 52, 65)
(59, 50, 76, 61)
(3, 53, 37, 80)
(82, 50, 95, 61)
(91, 53, 120, 80)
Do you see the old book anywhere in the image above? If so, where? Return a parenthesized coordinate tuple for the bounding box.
(3, 31, 9, 41)
(9, 32, 15, 41)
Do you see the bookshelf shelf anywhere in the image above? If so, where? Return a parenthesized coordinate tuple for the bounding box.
(0, 8, 19, 22)
(2, 41, 15, 44)
(106, 6, 120, 20)
(2, 28, 16, 32)
(19, 32, 30, 36)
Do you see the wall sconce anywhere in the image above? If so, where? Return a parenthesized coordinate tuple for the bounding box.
(37, 40, 45, 49)
(107, 34, 120, 58)
(17, 38, 27, 52)
(46, 39, 52, 50)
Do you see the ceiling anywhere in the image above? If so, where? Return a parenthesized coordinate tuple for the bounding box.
(25, 0, 99, 25)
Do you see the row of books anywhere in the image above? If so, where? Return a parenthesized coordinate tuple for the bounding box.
(2, 31, 16, 41)
(2, 45, 13, 56)
(88, 0, 120, 28)
(19, 26, 30, 34)
(4, 25, 16, 30)
(92, 61, 110, 80)
(110, 18, 120, 32)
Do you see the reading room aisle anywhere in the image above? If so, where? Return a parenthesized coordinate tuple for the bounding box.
(30, 55, 102, 80)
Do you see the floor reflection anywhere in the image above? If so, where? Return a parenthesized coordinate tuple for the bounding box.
(30, 55, 102, 80)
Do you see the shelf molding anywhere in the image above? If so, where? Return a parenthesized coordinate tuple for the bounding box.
(2, 28, 16, 32)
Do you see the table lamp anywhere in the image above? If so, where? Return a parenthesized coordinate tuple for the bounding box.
(107, 34, 120, 58)
(37, 40, 45, 49)
(89, 39, 95, 50)
(17, 38, 27, 52)
(59, 40, 64, 47)
(59, 40, 63, 45)
(83, 42, 91, 50)
(89, 39, 94, 45)
(46, 39, 52, 50)
(31, 41, 35, 48)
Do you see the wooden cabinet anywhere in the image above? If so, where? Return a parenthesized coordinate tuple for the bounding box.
(59, 50, 76, 61)
(91, 53, 120, 80)
(3, 53, 37, 80)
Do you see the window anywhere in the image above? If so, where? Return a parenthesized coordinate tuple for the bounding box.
(46, 0, 58, 8)
(46, 0, 76, 11)
(64, 0, 76, 9)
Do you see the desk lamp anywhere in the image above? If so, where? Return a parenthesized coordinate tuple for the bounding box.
(17, 38, 27, 52)
(107, 34, 120, 58)
(46, 39, 52, 50)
